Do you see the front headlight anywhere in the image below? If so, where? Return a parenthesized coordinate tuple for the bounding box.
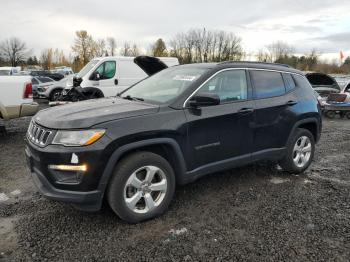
(52, 129, 105, 146)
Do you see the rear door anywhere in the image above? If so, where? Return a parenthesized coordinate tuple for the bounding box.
(250, 70, 298, 154)
(185, 69, 255, 170)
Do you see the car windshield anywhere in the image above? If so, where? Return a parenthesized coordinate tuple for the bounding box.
(76, 60, 99, 78)
(0, 70, 10, 76)
(121, 66, 208, 104)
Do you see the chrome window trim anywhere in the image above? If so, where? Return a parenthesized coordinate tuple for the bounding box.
(182, 67, 303, 108)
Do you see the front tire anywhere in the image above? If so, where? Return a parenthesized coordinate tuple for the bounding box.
(107, 152, 175, 223)
(49, 88, 63, 101)
(279, 128, 315, 173)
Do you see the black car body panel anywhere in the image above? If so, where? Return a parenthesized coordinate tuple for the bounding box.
(25, 62, 322, 211)
(34, 97, 159, 129)
(133, 56, 169, 76)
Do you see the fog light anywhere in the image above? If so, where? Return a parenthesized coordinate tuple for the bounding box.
(49, 164, 87, 172)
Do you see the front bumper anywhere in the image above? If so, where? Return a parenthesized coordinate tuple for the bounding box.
(25, 138, 110, 211)
(37, 91, 49, 99)
(30, 164, 102, 211)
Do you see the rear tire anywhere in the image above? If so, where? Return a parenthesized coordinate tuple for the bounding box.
(279, 128, 315, 173)
(345, 112, 350, 120)
(325, 110, 336, 119)
(107, 152, 175, 223)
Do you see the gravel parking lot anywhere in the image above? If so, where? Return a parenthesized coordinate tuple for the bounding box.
(1, 111, 350, 261)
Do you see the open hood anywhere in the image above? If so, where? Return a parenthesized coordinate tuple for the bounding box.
(305, 73, 341, 96)
(134, 56, 168, 76)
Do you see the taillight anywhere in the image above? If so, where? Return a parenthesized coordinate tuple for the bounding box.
(23, 82, 33, 99)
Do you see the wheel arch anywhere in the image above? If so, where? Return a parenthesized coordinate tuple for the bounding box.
(97, 138, 187, 196)
(288, 118, 320, 144)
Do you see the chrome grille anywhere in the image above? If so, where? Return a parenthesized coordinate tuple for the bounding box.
(27, 121, 53, 147)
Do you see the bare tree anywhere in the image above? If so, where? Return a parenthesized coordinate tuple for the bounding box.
(95, 39, 106, 57)
(40, 48, 53, 70)
(120, 42, 132, 56)
(169, 28, 243, 64)
(266, 41, 294, 62)
(0, 37, 29, 66)
(107, 37, 117, 56)
(130, 44, 140, 56)
(256, 49, 272, 62)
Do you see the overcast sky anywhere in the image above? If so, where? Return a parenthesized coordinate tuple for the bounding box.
(1, 0, 350, 61)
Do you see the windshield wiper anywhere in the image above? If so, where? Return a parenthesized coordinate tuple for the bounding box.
(122, 95, 144, 101)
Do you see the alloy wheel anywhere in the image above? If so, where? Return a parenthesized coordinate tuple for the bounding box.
(123, 166, 167, 214)
(293, 136, 312, 168)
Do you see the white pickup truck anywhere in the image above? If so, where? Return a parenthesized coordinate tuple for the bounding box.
(0, 76, 39, 121)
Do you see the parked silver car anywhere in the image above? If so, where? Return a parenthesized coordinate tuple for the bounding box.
(31, 76, 66, 101)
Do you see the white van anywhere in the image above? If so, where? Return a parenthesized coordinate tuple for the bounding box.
(69, 56, 179, 97)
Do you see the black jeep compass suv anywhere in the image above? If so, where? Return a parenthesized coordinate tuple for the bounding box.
(25, 62, 322, 223)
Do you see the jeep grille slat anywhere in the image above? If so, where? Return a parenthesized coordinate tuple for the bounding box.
(27, 121, 53, 147)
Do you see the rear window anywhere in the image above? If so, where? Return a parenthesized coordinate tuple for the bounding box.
(251, 70, 285, 99)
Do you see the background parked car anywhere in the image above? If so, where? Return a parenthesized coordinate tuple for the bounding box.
(30, 70, 65, 81)
(305, 72, 341, 98)
(31, 76, 67, 101)
(53, 66, 74, 76)
(0, 75, 38, 121)
(0, 66, 21, 76)
(68, 56, 179, 97)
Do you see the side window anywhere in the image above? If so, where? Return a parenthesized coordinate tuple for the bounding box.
(103, 61, 116, 79)
(94, 63, 105, 76)
(38, 77, 53, 83)
(251, 70, 285, 99)
(283, 73, 296, 92)
(293, 74, 312, 89)
(93, 61, 116, 80)
(196, 70, 248, 103)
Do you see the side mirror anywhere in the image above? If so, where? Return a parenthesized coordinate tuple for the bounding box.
(187, 93, 220, 108)
(90, 72, 101, 81)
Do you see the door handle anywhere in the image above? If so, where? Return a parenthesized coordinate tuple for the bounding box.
(238, 108, 254, 114)
(286, 100, 298, 106)
(114, 79, 119, 85)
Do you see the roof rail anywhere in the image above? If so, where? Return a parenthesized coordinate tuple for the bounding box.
(218, 61, 292, 68)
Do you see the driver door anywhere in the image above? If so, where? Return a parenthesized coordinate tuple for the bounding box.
(184, 69, 255, 171)
(90, 61, 117, 97)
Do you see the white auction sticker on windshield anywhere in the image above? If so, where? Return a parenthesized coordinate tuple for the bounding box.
(173, 75, 197, 81)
